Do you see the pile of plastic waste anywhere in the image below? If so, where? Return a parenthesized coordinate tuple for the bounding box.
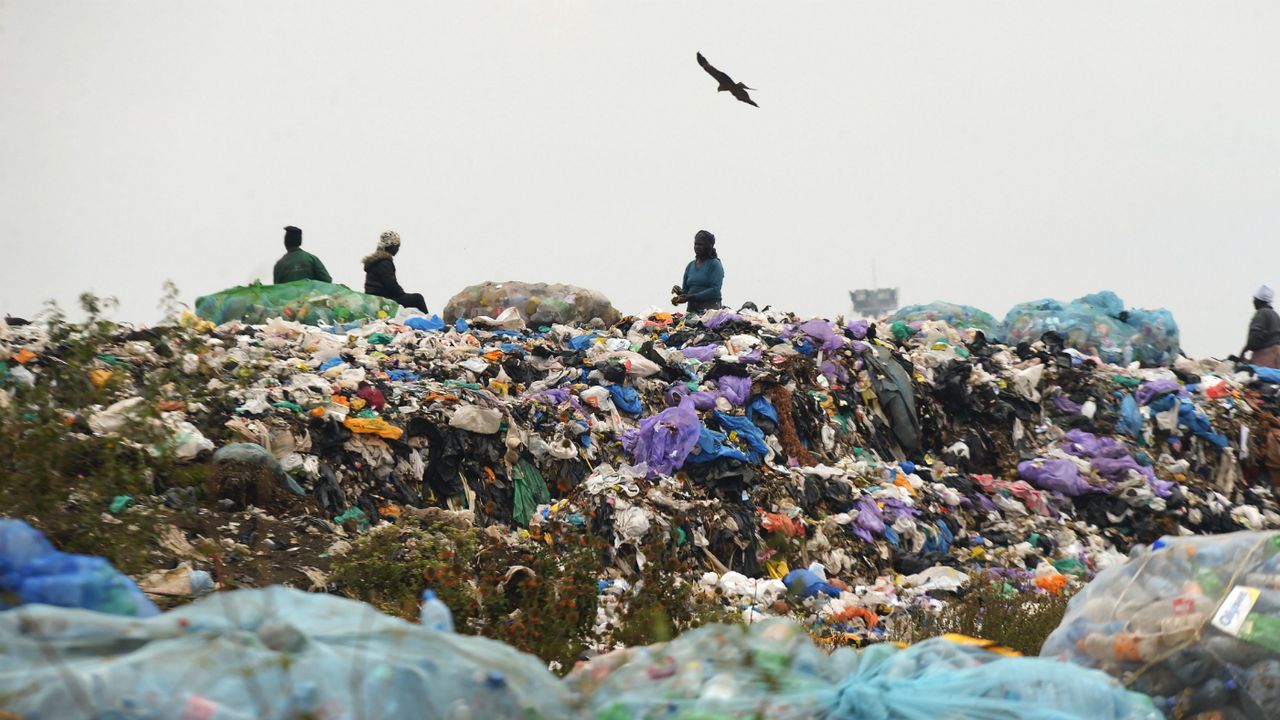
(1043, 530, 1280, 719)
(195, 279, 401, 327)
(888, 301, 1004, 340)
(889, 290, 1181, 366)
(444, 280, 621, 327)
(2, 296, 1278, 649)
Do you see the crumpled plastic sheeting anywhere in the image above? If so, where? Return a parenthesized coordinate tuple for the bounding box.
(0, 587, 574, 720)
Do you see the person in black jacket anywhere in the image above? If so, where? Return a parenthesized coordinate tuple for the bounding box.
(1243, 285, 1280, 368)
(362, 231, 428, 313)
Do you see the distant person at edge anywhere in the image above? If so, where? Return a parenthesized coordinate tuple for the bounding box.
(1243, 285, 1280, 368)
(363, 230, 429, 314)
(671, 230, 724, 314)
(273, 226, 331, 284)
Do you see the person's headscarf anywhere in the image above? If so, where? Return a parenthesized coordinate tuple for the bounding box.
(1255, 285, 1274, 305)
(695, 229, 717, 259)
(378, 230, 401, 251)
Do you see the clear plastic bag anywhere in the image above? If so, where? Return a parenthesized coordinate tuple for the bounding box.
(1042, 531, 1280, 718)
(442, 281, 620, 326)
(195, 280, 399, 327)
(568, 619, 1161, 719)
(0, 586, 573, 720)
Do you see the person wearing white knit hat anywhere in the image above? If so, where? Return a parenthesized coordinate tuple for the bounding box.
(362, 230, 428, 314)
(1243, 285, 1280, 368)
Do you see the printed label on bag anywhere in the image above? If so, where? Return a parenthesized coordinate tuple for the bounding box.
(1211, 585, 1261, 637)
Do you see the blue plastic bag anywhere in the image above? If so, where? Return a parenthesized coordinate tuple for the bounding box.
(0, 519, 157, 617)
(404, 314, 446, 332)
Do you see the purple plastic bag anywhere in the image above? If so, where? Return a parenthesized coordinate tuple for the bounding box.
(704, 311, 742, 329)
(1054, 396, 1083, 415)
(531, 387, 572, 405)
(846, 320, 870, 340)
(716, 375, 752, 406)
(1061, 429, 1100, 457)
(797, 320, 846, 352)
(1062, 429, 1128, 459)
(1017, 459, 1101, 496)
(819, 360, 849, 384)
(851, 496, 885, 542)
(1136, 379, 1181, 406)
(1091, 456, 1144, 481)
(678, 344, 720, 362)
(621, 398, 702, 477)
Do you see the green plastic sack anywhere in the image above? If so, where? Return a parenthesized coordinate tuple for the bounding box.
(512, 458, 550, 527)
(195, 280, 399, 327)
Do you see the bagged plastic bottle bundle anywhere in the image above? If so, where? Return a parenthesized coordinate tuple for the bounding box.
(442, 281, 621, 327)
(1042, 530, 1280, 719)
(0, 586, 573, 720)
(195, 280, 400, 327)
(567, 618, 1161, 720)
(1003, 291, 1180, 365)
(888, 301, 1006, 339)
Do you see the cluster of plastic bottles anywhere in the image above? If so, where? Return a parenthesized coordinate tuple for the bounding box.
(1042, 531, 1280, 718)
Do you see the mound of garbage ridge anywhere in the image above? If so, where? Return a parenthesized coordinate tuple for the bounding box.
(1, 303, 1278, 652)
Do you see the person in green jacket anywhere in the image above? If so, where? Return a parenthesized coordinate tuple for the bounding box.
(273, 226, 331, 284)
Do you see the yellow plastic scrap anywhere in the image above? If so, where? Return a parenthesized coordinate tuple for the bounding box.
(764, 558, 790, 579)
(939, 633, 1022, 657)
(89, 368, 113, 389)
(342, 417, 403, 440)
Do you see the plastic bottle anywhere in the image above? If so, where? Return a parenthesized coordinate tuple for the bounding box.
(420, 589, 454, 632)
(1181, 678, 1237, 715)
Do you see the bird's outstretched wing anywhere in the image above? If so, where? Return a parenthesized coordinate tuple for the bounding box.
(731, 87, 759, 107)
(697, 52, 733, 87)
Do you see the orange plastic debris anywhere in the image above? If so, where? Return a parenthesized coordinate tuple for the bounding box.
(831, 606, 879, 629)
(89, 368, 113, 389)
(1035, 573, 1068, 595)
(759, 511, 806, 538)
(12, 349, 35, 365)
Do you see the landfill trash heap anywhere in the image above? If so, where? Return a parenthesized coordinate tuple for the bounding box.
(3, 303, 1280, 648)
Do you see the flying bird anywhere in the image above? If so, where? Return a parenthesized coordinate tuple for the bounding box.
(697, 52, 758, 107)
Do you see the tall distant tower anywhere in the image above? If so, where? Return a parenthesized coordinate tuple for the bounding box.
(849, 288, 899, 318)
(849, 259, 899, 318)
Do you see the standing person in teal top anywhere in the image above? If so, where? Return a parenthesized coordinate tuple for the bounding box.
(671, 230, 724, 314)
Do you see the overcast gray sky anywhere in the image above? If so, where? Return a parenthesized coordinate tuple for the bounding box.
(2, 2, 1277, 357)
